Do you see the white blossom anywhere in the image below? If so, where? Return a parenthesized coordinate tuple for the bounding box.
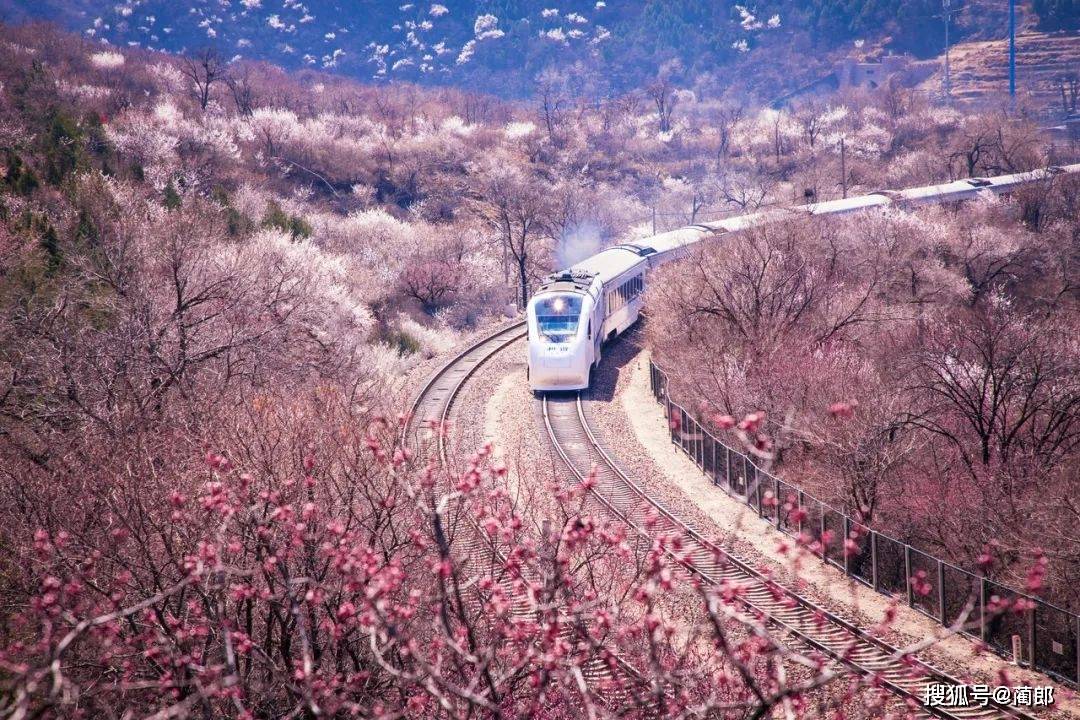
(322, 48, 345, 67)
(474, 14, 504, 40)
(456, 39, 475, 65)
(735, 5, 761, 30)
(90, 50, 125, 69)
(504, 120, 537, 139)
(441, 116, 473, 136)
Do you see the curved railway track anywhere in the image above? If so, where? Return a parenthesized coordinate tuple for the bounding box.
(402, 321, 654, 713)
(542, 390, 1040, 720)
(404, 321, 527, 465)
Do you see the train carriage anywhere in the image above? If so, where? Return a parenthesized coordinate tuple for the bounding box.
(526, 163, 1080, 392)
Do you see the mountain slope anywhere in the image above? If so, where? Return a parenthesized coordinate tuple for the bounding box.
(0, 0, 1068, 98)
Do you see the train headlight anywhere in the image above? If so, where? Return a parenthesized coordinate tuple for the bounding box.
(552, 298, 565, 312)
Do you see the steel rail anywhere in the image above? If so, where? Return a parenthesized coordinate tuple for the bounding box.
(402, 321, 656, 712)
(541, 390, 1040, 720)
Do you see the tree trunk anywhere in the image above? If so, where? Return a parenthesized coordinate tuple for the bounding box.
(517, 257, 529, 310)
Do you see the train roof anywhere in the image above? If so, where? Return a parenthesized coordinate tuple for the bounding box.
(570, 244, 651, 284)
(536, 163, 1080, 296)
(535, 269, 597, 296)
(624, 226, 714, 256)
(900, 178, 993, 203)
(806, 194, 890, 215)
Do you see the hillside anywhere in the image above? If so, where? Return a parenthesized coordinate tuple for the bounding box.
(2, 0, 1068, 100)
(0, 13, 1078, 719)
(917, 29, 1080, 116)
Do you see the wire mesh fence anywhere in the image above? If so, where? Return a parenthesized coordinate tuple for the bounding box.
(648, 360, 1080, 688)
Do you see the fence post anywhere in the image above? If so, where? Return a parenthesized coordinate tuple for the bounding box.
(1027, 605, 1036, 668)
(980, 576, 988, 642)
(660, 397, 669, 442)
(798, 491, 805, 537)
(843, 515, 851, 576)
(937, 559, 946, 625)
(774, 476, 782, 529)
(820, 509, 827, 560)
(712, 437, 718, 486)
(689, 418, 696, 463)
(905, 545, 913, 607)
(870, 532, 879, 592)
(699, 423, 708, 468)
(755, 470, 763, 517)
(727, 447, 735, 494)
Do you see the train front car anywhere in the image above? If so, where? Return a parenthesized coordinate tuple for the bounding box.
(526, 272, 599, 393)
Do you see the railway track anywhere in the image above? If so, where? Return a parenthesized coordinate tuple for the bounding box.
(403, 321, 655, 714)
(542, 389, 1040, 720)
(404, 321, 527, 466)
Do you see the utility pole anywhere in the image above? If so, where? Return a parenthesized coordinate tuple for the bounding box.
(942, 0, 960, 103)
(1009, 0, 1017, 110)
(840, 136, 848, 199)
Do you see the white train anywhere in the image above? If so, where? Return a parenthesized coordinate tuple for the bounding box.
(526, 164, 1080, 392)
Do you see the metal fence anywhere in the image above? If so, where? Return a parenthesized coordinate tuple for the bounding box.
(648, 361, 1080, 688)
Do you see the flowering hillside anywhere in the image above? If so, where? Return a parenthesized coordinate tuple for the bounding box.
(648, 186, 1080, 614)
(0, 18, 1077, 718)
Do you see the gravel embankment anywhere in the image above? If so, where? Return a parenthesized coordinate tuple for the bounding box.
(583, 327, 1078, 719)
(418, 320, 1077, 718)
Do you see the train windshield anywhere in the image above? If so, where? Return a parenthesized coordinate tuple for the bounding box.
(535, 294, 583, 343)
